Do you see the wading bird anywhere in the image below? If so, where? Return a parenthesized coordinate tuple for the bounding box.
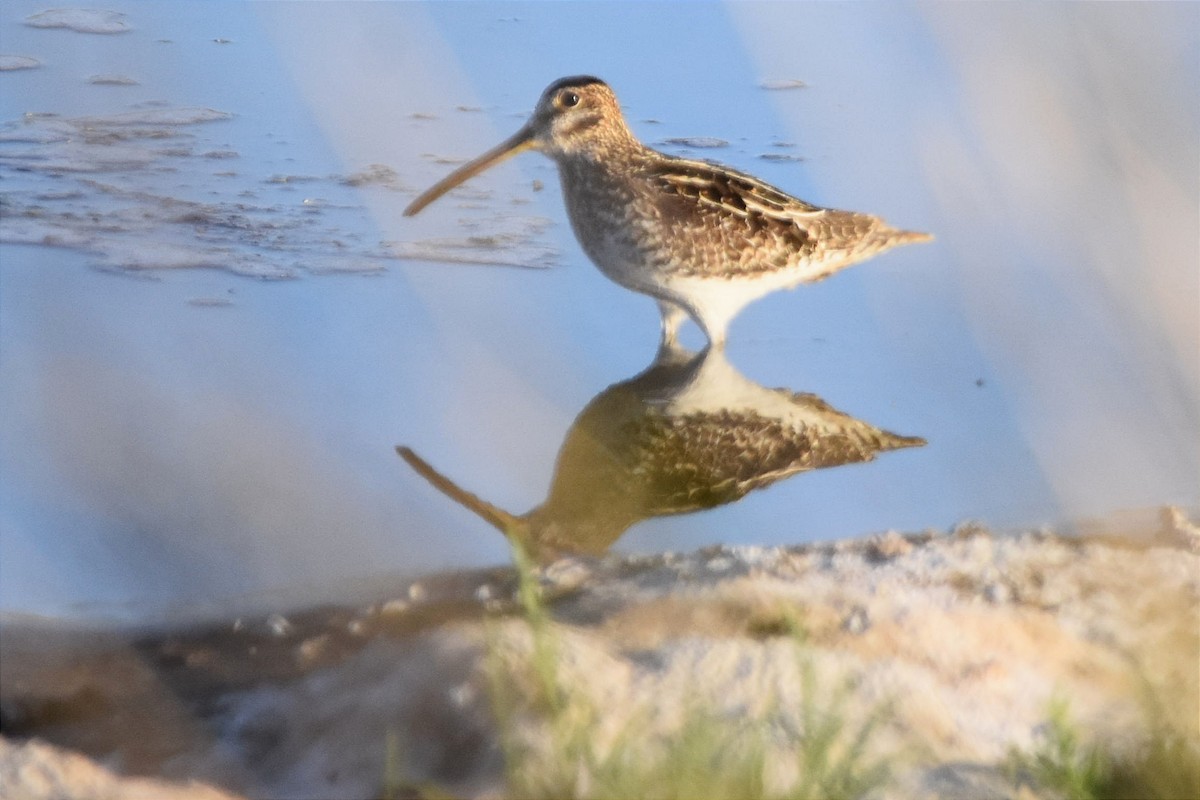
(405, 76, 931, 348)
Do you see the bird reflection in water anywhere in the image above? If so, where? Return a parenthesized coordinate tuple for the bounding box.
(398, 345, 925, 560)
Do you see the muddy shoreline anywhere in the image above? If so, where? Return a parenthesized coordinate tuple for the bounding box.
(2, 509, 1197, 799)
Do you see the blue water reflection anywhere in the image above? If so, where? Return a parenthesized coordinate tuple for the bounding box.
(1, 2, 1195, 620)
(400, 344, 926, 559)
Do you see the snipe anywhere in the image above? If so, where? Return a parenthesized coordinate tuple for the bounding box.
(405, 76, 931, 348)
(398, 343, 925, 560)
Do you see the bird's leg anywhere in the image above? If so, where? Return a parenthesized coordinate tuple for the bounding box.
(698, 320, 726, 351)
(657, 300, 688, 348)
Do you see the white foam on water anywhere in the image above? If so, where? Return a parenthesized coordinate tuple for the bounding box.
(339, 164, 408, 190)
(87, 74, 139, 86)
(24, 9, 131, 35)
(80, 107, 234, 126)
(382, 212, 560, 269)
(660, 137, 730, 149)
(0, 140, 159, 172)
(0, 98, 560, 279)
(0, 55, 41, 71)
(758, 78, 808, 91)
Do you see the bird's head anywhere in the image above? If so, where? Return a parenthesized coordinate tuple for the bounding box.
(404, 76, 635, 216)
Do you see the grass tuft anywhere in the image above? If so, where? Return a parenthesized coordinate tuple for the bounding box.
(1008, 694, 1200, 800)
(482, 542, 895, 800)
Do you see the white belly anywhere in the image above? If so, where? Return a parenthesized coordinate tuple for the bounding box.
(659, 269, 805, 340)
(563, 185, 810, 343)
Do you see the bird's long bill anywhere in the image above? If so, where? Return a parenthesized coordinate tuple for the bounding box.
(395, 445, 522, 536)
(403, 125, 535, 217)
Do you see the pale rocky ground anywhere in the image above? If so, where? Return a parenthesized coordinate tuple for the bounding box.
(1, 508, 1197, 800)
(0, 737, 241, 800)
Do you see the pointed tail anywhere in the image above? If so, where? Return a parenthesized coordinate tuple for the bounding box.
(870, 223, 933, 254)
(878, 430, 927, 451)
(829, 218, 933, 269)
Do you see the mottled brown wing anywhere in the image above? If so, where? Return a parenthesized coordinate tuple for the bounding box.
(645, 158, 879, 276)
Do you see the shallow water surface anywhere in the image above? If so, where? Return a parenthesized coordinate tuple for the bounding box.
(1, 2, 1196, 620)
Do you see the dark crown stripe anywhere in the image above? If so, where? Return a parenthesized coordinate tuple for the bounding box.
(545, 75, 608, 93)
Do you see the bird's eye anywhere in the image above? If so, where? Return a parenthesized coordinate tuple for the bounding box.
(558, 90, 580, 108)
